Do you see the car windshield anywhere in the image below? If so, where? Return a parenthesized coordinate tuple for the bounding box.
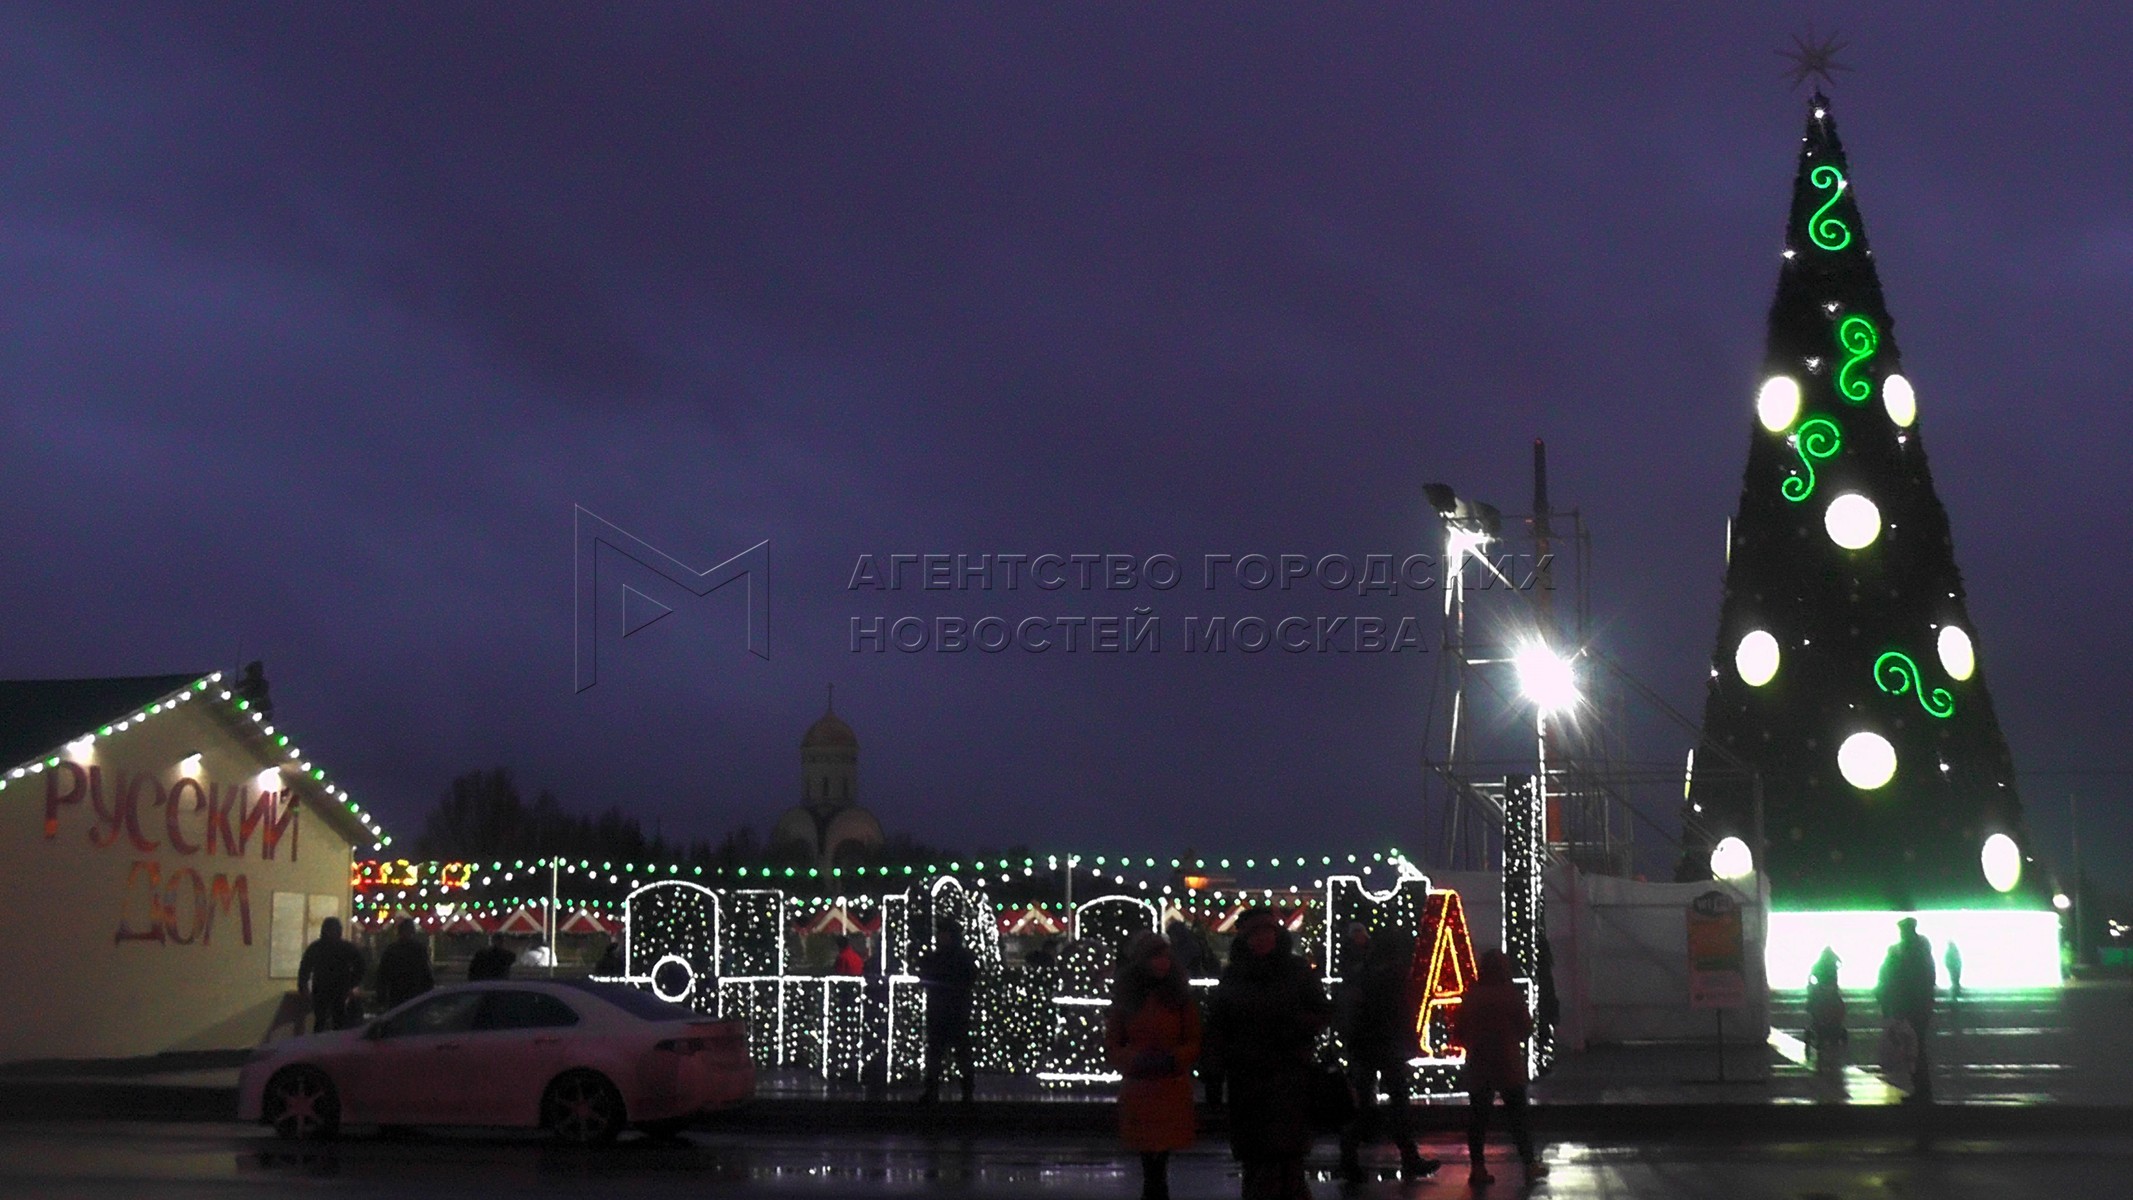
(554, 979, 705, 1022)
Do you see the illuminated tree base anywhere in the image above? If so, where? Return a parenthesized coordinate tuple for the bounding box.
(1767, 908, 2060, 990)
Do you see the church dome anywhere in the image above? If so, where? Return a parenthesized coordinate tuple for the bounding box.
(802, 708, 857, 750)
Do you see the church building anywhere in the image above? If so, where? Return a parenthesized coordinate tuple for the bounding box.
(770, 695, 884, 869)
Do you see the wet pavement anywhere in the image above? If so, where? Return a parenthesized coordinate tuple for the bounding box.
(0, 1122, 2129, 1198)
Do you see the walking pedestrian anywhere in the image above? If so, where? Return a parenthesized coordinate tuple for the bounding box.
(1335, 930, 1438, 1184)
(296, 917, 367, 1033)
(1876, 916, 1938, 1101)
(1805, 946, 1847, 1070)
(467, 933, 515, 981)
(1208, 907, 1329, 1200)
(1943, 941, 1963, 1001)
(1107, 932, 1201, 1200)
(594, 939, 624, 976)
(1451, 948, 1545, 1186)
(373, 918, 435, 1011)
(917, 923, 978, 1103)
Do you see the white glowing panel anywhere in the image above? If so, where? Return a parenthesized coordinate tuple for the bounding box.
(1938, 625, 1975, 681)
(1734, 630, 1780, 687)
(1824, 493, 1881, 550)
(1710, 836, 1754, 881)
(1883, 374, 1917, 427)
(1837, 731, 1897, 790)
(1757, 375, 1802, 432)
(1767, 909, 2059, 991)
(1981, 834, 2021, 893)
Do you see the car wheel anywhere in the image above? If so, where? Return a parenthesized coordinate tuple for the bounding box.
(543, 1071, 626, 1145)
(262, 1066, 341, 1141)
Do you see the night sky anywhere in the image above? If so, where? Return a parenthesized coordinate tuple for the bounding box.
(5, 5, 2128, 888)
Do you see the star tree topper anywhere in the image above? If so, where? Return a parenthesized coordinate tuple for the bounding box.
(1778, 26, 1853, 92)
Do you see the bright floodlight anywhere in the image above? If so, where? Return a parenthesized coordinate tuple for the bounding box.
(1734, 629, 1780, 687)
(1514, 643, 1579, 713)
(1711, 836, 1755, 881)
(1824, 492, 1882, 550)
(1837, 731, 1897, 790)
(1938, 625, 1976, 681)
(1883, 373, 1917, 427)
(1756, 375, 1802, 432)
(1981, 833, 2021, 893)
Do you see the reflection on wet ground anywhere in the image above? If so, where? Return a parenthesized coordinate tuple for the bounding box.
(6, 1123, 2133, 1199)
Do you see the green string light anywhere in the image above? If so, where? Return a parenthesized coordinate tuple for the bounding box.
(1874, 650, 1955, 718)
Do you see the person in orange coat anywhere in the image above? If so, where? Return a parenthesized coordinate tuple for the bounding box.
(1107, 931, 1202, 1200)
(1450, 948, 1546, 1187)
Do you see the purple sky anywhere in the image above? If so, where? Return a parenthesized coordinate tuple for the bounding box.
(5, 5, 2128, 887)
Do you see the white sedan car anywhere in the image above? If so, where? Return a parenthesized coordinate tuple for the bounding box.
(239, 980, 753, 1143)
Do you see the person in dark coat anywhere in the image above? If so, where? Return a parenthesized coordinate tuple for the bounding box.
(594, 939, 624, 976)
(373, 919, 435, 1011)
(1335, 930, 1438, 1183)
(467, 933, 515, 981)
(1208, 907, 1329, 1200)
(917, 923, 979, 1103)
(296, 917, 367, 1033)
(1876, 917, 1938, 1101)
(1451, 948, 1544, 1186)
(1107, 932, 1201, 1200)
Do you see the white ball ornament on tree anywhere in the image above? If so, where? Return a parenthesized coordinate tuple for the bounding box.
(1824, 493, 1881, 549)
(1710, 836, 1755, 881)
(1734, 629, 1780, 686)
(1883, 374, 1917, 427)
(1980, 833, 2021, 893)
(1837, 731, 1897, 790)
(1757, 375, 1802, 432)
(1937, 625, 1975, 681)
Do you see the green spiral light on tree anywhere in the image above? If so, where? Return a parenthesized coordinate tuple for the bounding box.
(1807, 164, 1851, 251)
(1874, 650, 1955, 718)
(1781, 416, 1842, 502)
(1836, 315, 1878, 403)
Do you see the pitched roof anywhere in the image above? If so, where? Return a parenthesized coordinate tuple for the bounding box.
(0, 671, 389, 850)
(0, 674, 204, 771)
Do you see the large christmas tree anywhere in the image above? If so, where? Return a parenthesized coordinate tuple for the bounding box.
(1681, 94, 2047, 911)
